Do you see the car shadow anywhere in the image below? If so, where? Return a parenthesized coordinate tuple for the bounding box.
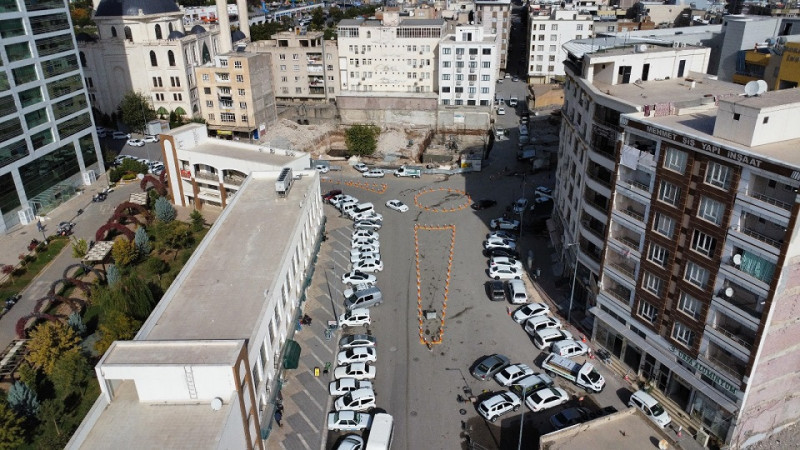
(616, 387, 634, 404)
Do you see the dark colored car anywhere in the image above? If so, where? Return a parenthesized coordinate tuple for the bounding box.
(323, 189, 343, 201)
(549, 407, 591, 430)
(471, 199, 497, 210)
(483, 247, 520, 259)
(471, 354, 511, 381)
(485, 281, 506, 301)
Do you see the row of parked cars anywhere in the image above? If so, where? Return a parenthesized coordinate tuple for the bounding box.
(323, 189, 400, 449)
(112, 154, 164, 175)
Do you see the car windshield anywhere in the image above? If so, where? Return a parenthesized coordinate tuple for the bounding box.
(586, 369, 602, 383)
(650, 403, 666, 416)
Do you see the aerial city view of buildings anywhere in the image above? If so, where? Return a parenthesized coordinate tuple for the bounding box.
(2, 0, 800, 448)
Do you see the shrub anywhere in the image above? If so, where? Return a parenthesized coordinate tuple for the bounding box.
(345, 124, 380, 156)
(121, 173, 136, 181)
(190, 209, 204, 232)
(67, 312, 87, 336)
(111, 238, 137, 267)
(109, 168, 122, 183)
(71, 238, 89, 259)
(145, 257, 168, 277)
(154, 197, 177, 223)
(106, 264, 120, 286)
(134, 227, 151, 255)
(7, 381, 40, 417)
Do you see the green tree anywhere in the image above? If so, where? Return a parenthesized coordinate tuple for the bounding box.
(345, 124, 380, 156)
(250, 20, 290, 41)
(50, 351, 91, 399)
(36, 399, 67, 446)
(134, 227, 151, 256)
(95, 311, 141, 355)
(15, 364, 41, 393)
(0, 402, 25, 448)
(163, 222, 194, 260)
(106, 264, 121, 286)
(94, 277, 155, 320)
(111, 238, 137, 267)
(25, 322, 81, 376)
(145, 257, 168, 278)
(189, 209, 205, 232)
(323, 27, 337, 40)
(155, 197, 177, 223)
(310, 7, 325, 30)
(67, 312, 86, 336)
(71, 238, 88, 259)
(118, 91, 155, 135)
(7, 381, 39, 417)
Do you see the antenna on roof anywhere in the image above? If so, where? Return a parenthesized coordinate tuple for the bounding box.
(743, 80, 759, 97)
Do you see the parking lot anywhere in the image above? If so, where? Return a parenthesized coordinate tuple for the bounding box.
(296, 110, 635, 450)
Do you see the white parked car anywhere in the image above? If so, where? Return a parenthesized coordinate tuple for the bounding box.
(339, 308, 371, 328)
(385, 199, 409, 212)
(354, 218, 382, 230)
(334, 362, 376, 380)
(352, 257, 383, 273)
(327, 411, 371, 432)
(112, 131, 130, 140)
(488, 265, 522, 280)
(494, 363, 535, 387)
(350, 251, 379, 264)
(143, 134, 159, 143)
(338, 334, 376, 349)
(524, 315, 562, 335)
(353, 163, 369, 173)
(337, 347, 377, 365)
(484, 237, 517, 250)
(335, 435, 364, 450)
(335, 388, 377, 412)
(487, 231, 517, 241)
(352, 229, 379, 240)
(329, 378, 373, 396)
(316, 164, 330, 174)
(353, 211, 383, 222)
(489, 218, 521, 231)
(341, 270, 377, 285)
(489, 257, 523, 270)
(512, 198, 529, 214)
(512, 303, 551, 324)
(351, 237, 380, 249)
(536, 186, 553, 196)
(497, 107, 506, 115)
(363, 168, 385, 178)
(478, 391, 521, 422)
(126, 138, 145, 147)
(525, 387, 569, 412)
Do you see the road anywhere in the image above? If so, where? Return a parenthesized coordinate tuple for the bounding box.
(320, 106, 633, 449)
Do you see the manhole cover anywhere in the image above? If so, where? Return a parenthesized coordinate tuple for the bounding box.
(459, 409, 467, 415)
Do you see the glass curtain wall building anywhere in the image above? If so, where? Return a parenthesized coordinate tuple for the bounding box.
(0, 0, 103, 233)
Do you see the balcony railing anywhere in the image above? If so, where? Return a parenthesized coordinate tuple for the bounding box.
(621, 206, 645, 222)
(705, 352, 746, 380)
(736, 226, 782, 248)
(608, 261, 636, 280)
(711, 323, 754, 351)
(223, 175, 245, 186)
(195, 171, 219, 182)
(622, 178, 650, 192)
(588, 172, 612, 189)
(604, 286, 632, 304)
(582, 222, 606, 241)
(747, 191, 792, 211)
(585, 198, 609, 214)
(617, 235, 640, 252)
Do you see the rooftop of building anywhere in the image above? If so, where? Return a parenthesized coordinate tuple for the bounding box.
(539, 407, 674, 450)
(564, 36, 710, 59)
(592, 71, 742, 107)
(75, 380, 237, 448)
(95, 0, 181, 17)
(103, 340, 243, 366)
(138, 170, 317, 343)
(338, 18, 445, 27)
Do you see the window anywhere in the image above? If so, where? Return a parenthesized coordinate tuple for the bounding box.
(733, 113, 740, 121)
(550, 35, 558, 41)
(221, 112, 235, 122)
(481, 75, 490, 81)
(672, 321, 694, 347)
(482, 48, 491, 55)
(279, 54, 286, 60)
(202, 74, 209, 81)
(203, 87, 211, 94)
(234, 61, 242, 69)
(638, 300, 657, 323)
(293, 65, 299, 71)
(236, 75, 244, 82)
(292, 54, 299, 60)
(205, 100, 213, 107)
(279, 65, 286, 71)
(684, 261, 709, 288)
(443, 48, 451, 54)
(442, 74, 451, 81)
(653, 212, 675, 238)
(239, 102, 247, 109)
(697, 196, 724, 225)
(481, 87, 489, 94)
(443, 61, 451, 68)
(647, 243, 669, 267)
(482, 61, 490, 68)
(577, 24, 584, 31)
(691, 230, 717, 257)
(168, 50, 175, 66)
(149, 51, 157, 66)
(295, 87, 302, 93)
(705, 162, 731, 190)
(241, 115, 248, 122)
(441, 87, 450, 93)
(678, 292, 701, 319)
(238, 89, 245, 95)
(551, 24, 558, 30)
(658, 180, 680, 206)
(642, 272, 663, 296)
(539, 24, 545, 30)
(663, 147, 687, 174)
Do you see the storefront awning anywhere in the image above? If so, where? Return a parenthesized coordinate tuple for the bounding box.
(282, 340, 301, 370)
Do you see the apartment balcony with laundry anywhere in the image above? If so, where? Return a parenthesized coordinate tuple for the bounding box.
(737, 173, 795, 220)
(713, 278, 766, 324)
(607, 219, 643, 254)
(599, 276, 634, 307)
(308, 75, 324, 86)
(613, 194, 648, 228)
(619, 138, 657, 174)
(727, 246, 776, 286)
(730, 212, 787, 252)
(706, 308, 757, 355)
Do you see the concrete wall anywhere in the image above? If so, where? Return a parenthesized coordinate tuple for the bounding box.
(437, 109, 491, 132)
(337, 95, 438, 126)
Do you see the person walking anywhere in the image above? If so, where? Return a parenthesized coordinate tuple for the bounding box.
(274, 410, 283, 427)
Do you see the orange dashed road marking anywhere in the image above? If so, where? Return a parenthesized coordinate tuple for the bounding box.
(322, 178, 387, 194)
(414, 224, 456, 346)
(413, 187, 471, 213)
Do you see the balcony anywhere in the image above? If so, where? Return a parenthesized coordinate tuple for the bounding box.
(602, 279, 633, 306)
(584, 188, 610, 215)
(708, 311, 756, 352)
(703, 341, 748, 381)
(734, 213, 786, 249)
(618, 166, 652, 195)
(223, 169, 246, 187)
(590, 127, 617, 161)
(219, 101, 234, 110)
(609, 223, 642, 253)
(581, 213, 607, 241)
(615, 196, 647, 225)
(195, 171, 220, 182)
(605, 249, 637, 282)
(739, 174, 795, 215)
(714, 280, 766, 322)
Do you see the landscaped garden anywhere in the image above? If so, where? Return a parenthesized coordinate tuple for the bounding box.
(0, 172, 210, 447)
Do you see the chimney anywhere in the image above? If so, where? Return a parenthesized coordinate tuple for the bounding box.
(216, 0, 232, 53)
(236, 0, 250, 39)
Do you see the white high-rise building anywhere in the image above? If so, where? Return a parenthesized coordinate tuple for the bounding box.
(475, 0, 512, 74)
(0, 0, 104, 233)
(438, 24, 498, 107)
(528, 8, 593, 84)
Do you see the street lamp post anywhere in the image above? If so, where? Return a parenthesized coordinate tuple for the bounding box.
(514, 385, 529, 450)
(565, 242, 579, 325)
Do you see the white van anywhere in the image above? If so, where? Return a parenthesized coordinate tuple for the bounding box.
(366, 413, 394, 450)
(348, 202, 375, 219)
(533, 328, 573, 350)
(340, 201, 359, 216)
(629, 390, 671, 428)
(507, 280, 528, 304)
(550, 339, 589, 358)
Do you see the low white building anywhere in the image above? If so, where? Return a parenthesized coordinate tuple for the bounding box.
(159, 123, 310, 210)
(438, 25, 498, 107)
(68, 147, 324, 448)
(528, 8, 594, 84)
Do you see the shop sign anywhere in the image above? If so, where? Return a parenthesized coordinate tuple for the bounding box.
(670, 346, 738, 395)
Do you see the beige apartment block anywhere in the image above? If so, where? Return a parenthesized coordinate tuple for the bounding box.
(195, 51, 278, 140)
(248, 30, 339, 104)
(476, 0, 512, 74)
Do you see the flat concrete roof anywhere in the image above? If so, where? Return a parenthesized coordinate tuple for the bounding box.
(593, 72, 743, 109)
(140, 171, 317, 343)
(103, 340, 243, 366)
(727, 87, 800, 110)
(77, 382, 236, 448)
(540, 407, 674, 450)
(186, 140, 307, 167)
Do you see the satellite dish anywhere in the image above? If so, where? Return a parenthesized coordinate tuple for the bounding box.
(724, 287, 734, 298)
(211, 397, 223, 411)
(756, 80, 768, 95)
(744, 80, 760, 97)
(732, 254, 742, 266)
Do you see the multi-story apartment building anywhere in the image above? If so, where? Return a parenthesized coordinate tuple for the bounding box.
(195, 51, 278, 140)
(337, 12, 445, 95)
(527, 8, 593, 84)
(557, 37, 800, 447)
(248, 30, 339, 104)
(475, 0, 512, 74)
(438, 24, 498, 107)
(79, 0, 225, 120)
(68, 125, 322, 448)
(0, 0, 104, 233)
